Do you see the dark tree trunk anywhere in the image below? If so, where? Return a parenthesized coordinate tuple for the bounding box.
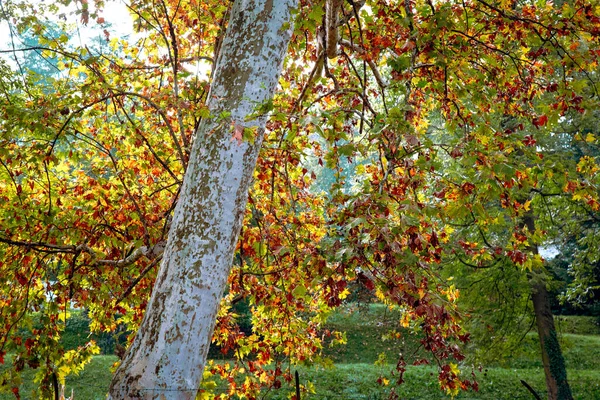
(524, 214, 573, 400)
(530, 280, 572, 400)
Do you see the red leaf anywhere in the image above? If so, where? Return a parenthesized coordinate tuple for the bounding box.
(25, 338, 35, 350)
(461, 182, 475, 194)
(532, 115, 548, 128)
(231, 122, 244, 144)
(522, 135, 536, 146)
(16, 273, 28, 286)
(357, 272, 375, 291)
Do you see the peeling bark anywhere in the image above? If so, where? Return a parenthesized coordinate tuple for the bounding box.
(107, 1, 297, 398)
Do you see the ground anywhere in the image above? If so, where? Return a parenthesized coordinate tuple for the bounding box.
(1, 305, 599, 399)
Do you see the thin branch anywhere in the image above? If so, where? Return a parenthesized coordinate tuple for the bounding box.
(339, 39, 388, 89)
(0, 236, 165, 268)
(473, 0, 551, 30)
(115, 256, 164, 305)
(456, 255, 501, 269)
(95, 241, 166, 267)
(71, 127, 152, 242)
(449, 29, 534, 67)
(118, 103, 182, 183)
(0, 236, 78, 253)
(158, 0, 190, 153)
(112, 90, 187, 168)
(520, 380, 542, 400)
(294, 53, 324, 110)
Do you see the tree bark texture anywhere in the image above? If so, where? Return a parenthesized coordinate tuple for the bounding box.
(523, 214, 573, 400)
(530, 280, 573, 400)
(324, 0, 342, 58)
(108, 1, 297, 398)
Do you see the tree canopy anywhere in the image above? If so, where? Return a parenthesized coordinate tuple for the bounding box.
(0, 0, 599, 398)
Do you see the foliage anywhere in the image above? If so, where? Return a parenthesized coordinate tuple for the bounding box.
(0, 0, 599, 398)
(555, 315, 600, 335)
(2, 312, 600, 399)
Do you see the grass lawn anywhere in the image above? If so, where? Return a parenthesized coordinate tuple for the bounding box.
(4, 360, 599, 399)
(1, 306, 599, 399)
(268, 364, 600, 399)
(0, 356, 115, 400)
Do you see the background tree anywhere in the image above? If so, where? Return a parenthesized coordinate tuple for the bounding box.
(0, 0, 599, 399)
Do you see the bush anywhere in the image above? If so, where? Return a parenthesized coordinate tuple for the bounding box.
(59, 310, 126, 354)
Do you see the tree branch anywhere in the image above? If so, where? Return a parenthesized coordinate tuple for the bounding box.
(325, 0, 343, 59)
(0, 236, 166, 268)
(339, 39, 388, 89)
(115, 255, 164, 305)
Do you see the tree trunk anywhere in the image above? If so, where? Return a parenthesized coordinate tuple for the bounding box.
(524, 215, 573, 400)
(108, 1, 297, 398)
(530, 280, 573, 400)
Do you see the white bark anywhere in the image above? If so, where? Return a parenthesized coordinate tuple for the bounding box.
(108, 1, 297, 398)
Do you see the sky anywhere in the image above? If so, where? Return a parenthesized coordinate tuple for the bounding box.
(0, 0, 212, 79)
(0, 0, 134, 67)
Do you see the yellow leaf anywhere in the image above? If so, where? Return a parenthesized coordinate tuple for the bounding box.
(449, 362, 460, 375)
(258, 373, 269, 384)
(400, 313, 411, 328)
(54, 162, 71, 174)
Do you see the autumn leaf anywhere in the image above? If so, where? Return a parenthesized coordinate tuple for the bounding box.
(231, 122, 244, 145)
(532, 115, 548, 128)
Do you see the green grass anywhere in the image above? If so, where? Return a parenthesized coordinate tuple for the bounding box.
(471, 332, 600, 371)
(0, 356, 115, 400)
(1, 306, 599, 399)
(555, 315, 600, 335)
(321, 305, 600, 370)
(4, 362, 599, 400)
(321, 304, 427, 364)
(264, 364, 600, 399)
